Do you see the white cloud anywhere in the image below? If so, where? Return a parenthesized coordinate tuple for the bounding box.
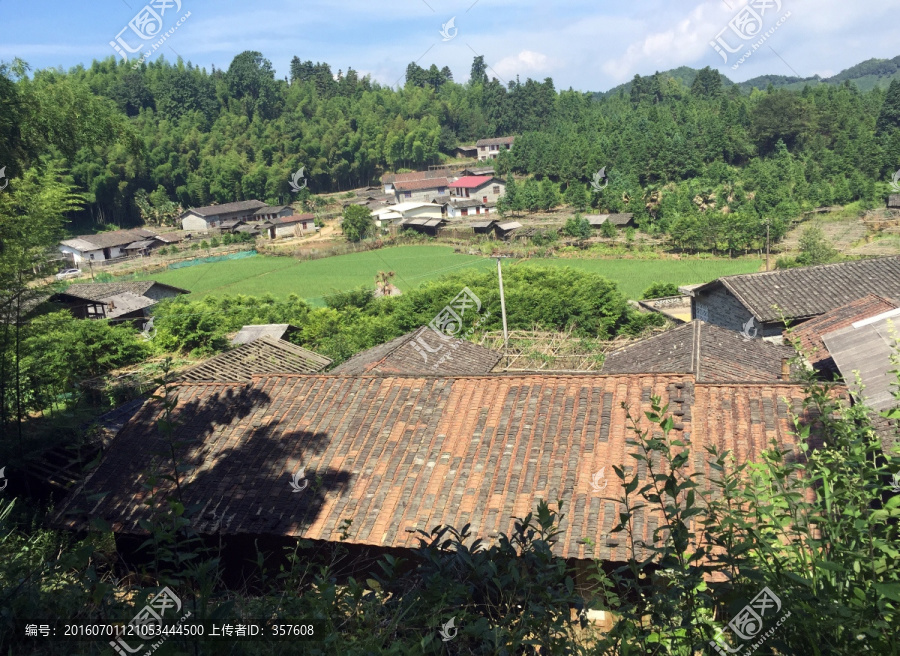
(492, 50, 552, 79)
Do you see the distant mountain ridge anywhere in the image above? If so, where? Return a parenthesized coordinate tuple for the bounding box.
(594, 55, 900, 98)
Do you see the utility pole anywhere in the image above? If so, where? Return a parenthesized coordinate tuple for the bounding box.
(88, 259, 95, 281)
(765, 218, 771, 272)
(496, 256, 509, 369)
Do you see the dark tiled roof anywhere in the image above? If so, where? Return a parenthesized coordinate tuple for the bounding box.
(699, 256, 900, 323)
(62, 229, 156, 250)
(382, 170, 447, 185)
(103, 292, 157, 319)
(253, 205, 293, 216)
(183, 200, 266, 218)
(179, 336, 332, 383)
(601, 321, 798, 383)
(393, 178, 450, 192)
(476, 136, 516, 147)
(822, 310, 900, 413)
(888, 194, 900, 208)
(329, 327, 501, 376)
(787, 294, 899, 372)
(51, 374, 824, 561)
(124, 239, 160, 250)
(270, 213, 314, 225)
(231, 324, 300, 346)
(60, 281, 190, 302)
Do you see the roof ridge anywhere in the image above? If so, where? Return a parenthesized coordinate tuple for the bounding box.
(720, 255, 900, 282)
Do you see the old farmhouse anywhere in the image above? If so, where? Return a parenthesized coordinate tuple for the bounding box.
(392, 177, 451, 204)
(59, 228, 158, 264)
(50, 281, 189, 321)
(180, 200, 268, 232)
(685, 256, 900, 337)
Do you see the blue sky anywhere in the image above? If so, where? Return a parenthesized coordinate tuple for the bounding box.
(2, 0, 899, 91)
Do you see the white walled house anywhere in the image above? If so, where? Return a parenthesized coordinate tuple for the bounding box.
(449, 176, 506, 204)
(265, 214, 316, 239)
(390, 202, 444, 220)
(440, 198, 496, 219)
(180, 200, 267, 232)
(59, 228, 157, 264)
(475, 137, 515, 161)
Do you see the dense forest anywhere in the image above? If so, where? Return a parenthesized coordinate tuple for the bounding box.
(3, 51, 900, 254)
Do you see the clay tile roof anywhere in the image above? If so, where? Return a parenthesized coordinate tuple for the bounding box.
(787, 294, 900, 372)
(102, 292, 157, 319)
(601, 321, 799, 382)
(393, 178, 450, 192)
(382, 170, 447, 185)
(697, 256, 900, 323)
(329, 327, 501, 375)
(51, 374, 829, 561)
(183, 200, 266, 217)
(61, 228, 156, 250)
(231, 324, 300, 346)
(475, 136, 515, 147)
(59, 281, 190, 302)
(178, 336, 333, 382)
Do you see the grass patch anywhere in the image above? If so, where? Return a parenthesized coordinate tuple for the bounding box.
(132, 246, 763, 303)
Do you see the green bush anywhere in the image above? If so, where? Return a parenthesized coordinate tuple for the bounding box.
(190, 242, 200, 251)
(641, 281, 680, 299)
(562, 214, 592, 239)
(200, 240, 209, 249)
(209, 237, 220, 248)
(222, 233, 234, 245)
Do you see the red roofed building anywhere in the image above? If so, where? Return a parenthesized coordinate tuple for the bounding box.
(450, 176, 506, 204)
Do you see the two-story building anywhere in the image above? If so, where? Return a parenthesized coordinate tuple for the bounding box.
(449, 176, 506, 204)
(392, 178, 451, 204)
(475, 136, 515, 161)
(180, 200, 268, 233)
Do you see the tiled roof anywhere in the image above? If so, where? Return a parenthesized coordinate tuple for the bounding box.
(476, 136, 515, 147)
(822, 309, 900, 413)
(183, 200, 266, 218)
(61, 228, 156, 251)
(393, 178, 450, 192)
(888, 194, 900, 208)
(179, 336, 333, 382)
(269, 213, 314, 225)
(59, 281, 190, 302)
(231, 324, 300, 346)
(450, 176, 495, 189)
(102, 292, 157, 319)
(496, 221, 522, 231)
(51, 374, 826, 561)
(382, 170, 447, 185)
(586, 213, 635, 227)
(253, 205, 293, 216)
(330, 327, 501, 375)
(698, 256, 900, 323)
(601, 321, 798, 382)
(124, 239, 160, 250)
(787, 294, 899, 372)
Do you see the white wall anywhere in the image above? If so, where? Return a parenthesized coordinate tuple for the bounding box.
(182, 213, 213, 232)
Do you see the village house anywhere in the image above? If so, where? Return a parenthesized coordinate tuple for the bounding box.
(453, 144, 478, 159)
(253, 205, 296, 223)
(392, 177, 451, 204)
(264, 213, 316, 239)
(52, 371, 825, 594)
(381, 170, 450, 195)
(438, 198, 496, 219)
(586, 213, 636, 230)
(685, 256, 900, 337)
(49, 281, 189, 322)
(888, 194, 900, 209)
(475, 136, 515, 161)
(59, 228, 157, 264)
(449, 175, 506, 204)
(180, 200, 267, 233)
(178, 335, 332, 382)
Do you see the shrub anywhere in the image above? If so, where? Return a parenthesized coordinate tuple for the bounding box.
(600, 220, 617, 238)
(222, 233, 234, 245)
(190, 242, 200, 250)
(200, 240, 209, 249)
(209, 237, 220, 248)
(562, 214, 592, 239)
(641, 281, 680, 299)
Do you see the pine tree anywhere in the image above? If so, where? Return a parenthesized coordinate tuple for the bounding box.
(876, 80, 900, 135)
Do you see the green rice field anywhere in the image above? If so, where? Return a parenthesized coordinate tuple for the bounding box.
(133, 246, 763, 304)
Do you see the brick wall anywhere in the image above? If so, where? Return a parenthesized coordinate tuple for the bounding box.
(693, 284, 783, 338)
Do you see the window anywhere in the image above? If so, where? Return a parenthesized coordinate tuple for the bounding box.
(493, 186, 500, 194)
(461, 208, 468, 216)
(491, 144, 498, 151)
(483, 196, 488, 204)
(438, 187, 446, 194)
(404, 192, 412, 199)
(89, 254, 95, 260)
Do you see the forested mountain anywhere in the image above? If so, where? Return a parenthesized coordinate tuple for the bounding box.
(595, 55, 900, 98)
(3, 52, 900, 255)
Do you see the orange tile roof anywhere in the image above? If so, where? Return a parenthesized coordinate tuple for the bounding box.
(53, 374, 831, 561)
